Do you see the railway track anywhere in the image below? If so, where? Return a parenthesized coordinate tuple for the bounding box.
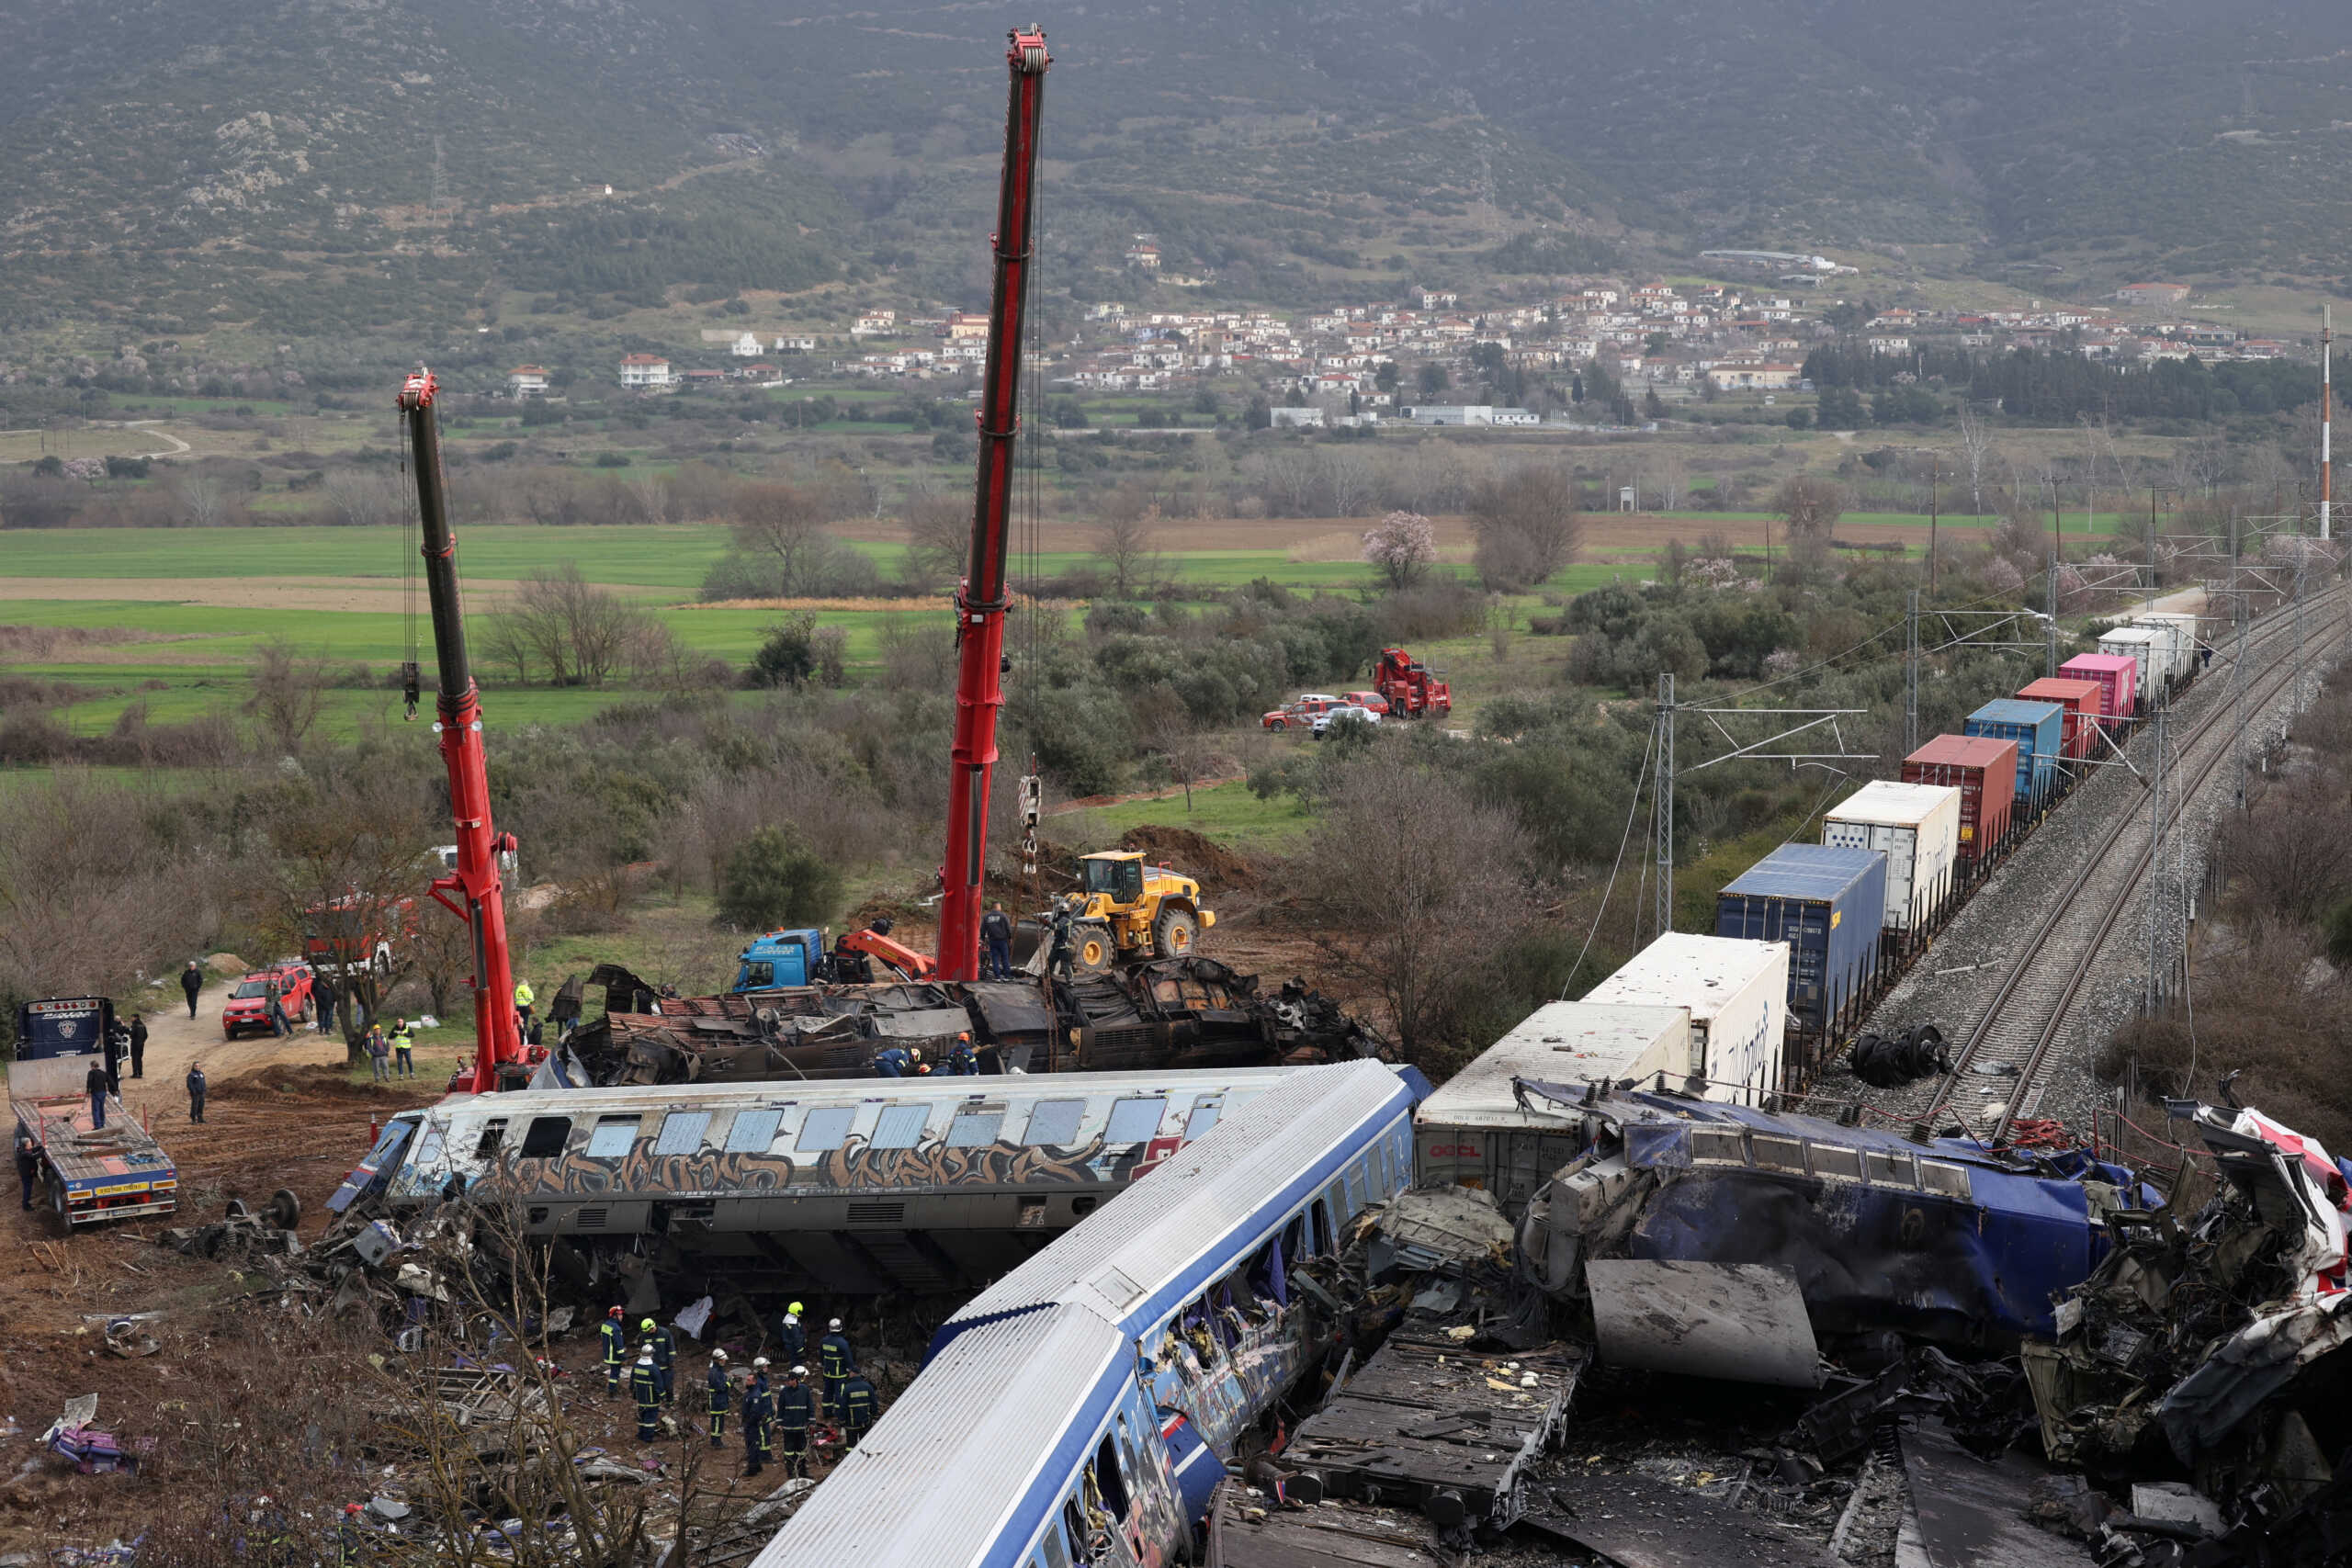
(1920, 584, 2347, 1138)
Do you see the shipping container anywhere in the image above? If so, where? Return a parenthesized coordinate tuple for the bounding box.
(1713, 846, 1886, 1038)
(1415, 1001, 1690, 1212)
(1582, 933, 1790, 1103)
(1822, 781, 1962, 935)
(2097, 627, 2166, 708)
(2059, 653, 2138, 729)
(1901, 735, 2017, 866)
(1966, 698, 2066, 809)
(2126, 612, 2202, 690)
(2018, 677, 2106, 761)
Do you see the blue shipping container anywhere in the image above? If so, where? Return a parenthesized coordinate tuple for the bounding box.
(1964, 699, 2065, 807)
(1716, 844, 1887, 1031)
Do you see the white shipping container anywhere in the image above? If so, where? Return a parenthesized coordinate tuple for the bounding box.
(2098, 627, 2165, 707)
(2127, 612, 2200, 688)
(1823, 781, 1962, 933)
(1414, 1001, 1690, 1213)
(1582, 932, 1790, 1103)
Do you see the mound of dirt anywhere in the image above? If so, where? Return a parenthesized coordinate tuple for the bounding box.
(205, 951, 250, 979)
(1117, 825, 1260, 894)
(210, 1061, 427, 1105)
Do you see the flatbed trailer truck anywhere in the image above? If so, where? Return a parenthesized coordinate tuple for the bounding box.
(11, 998, 177, 1228)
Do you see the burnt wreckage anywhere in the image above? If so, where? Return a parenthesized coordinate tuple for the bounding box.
(562, 958, 1379, 1086)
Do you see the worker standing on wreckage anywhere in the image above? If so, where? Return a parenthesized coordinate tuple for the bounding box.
(630, 1348, 661, 1442)
(600, 1305, 627, 1397)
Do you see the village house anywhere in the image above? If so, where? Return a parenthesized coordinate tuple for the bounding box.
(2114, 282, 2191, 307)
(1705, 363, 1803, 391)
(504, 366, 549, 399)
(617, 354, 673, 389)
(852, 310, 898, 335)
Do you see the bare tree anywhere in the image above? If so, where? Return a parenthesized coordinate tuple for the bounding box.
(489, 567, 650, 686)
(322, 468, 404, 529)
(0, 772, 220, 1003)
(1324, 450, 1377, 517)
(1955, 403, 1996, 514)
(244, 637, 335, 752)
(900, 490, 969, 589)
(1773, 474, 1847, 542)
(1093, 504, 1165, 598)
(1650, 450, 1689, 513)
(730, 481, 834, 593)
(1469, 466, 1581, 591)
(169, 469, 241, 527)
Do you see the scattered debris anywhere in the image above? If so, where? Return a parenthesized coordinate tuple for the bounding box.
(1847, 1024, 1950, 1088)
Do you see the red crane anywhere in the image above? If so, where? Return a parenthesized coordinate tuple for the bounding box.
(934, 27, 1051, 983)
(396, 368, 524, 1094)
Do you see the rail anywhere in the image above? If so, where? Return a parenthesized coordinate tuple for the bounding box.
(1920, 582, 2346, 1139)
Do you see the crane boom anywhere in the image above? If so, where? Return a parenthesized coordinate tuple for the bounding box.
(936, 28, 1051, 983)
(397, 368, 523, 1094)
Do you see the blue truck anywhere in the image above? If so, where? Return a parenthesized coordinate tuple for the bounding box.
(10, 998, 178, 1228)
(729, 929, 828, 992)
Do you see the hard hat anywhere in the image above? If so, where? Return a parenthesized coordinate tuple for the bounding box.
(608, 1306, 623, 1318)
(752, 1357, 770, 1369)
(712, 1348, 728, 1361)
(345, 1503, 363, 1517)
(791, 1364, 808, 1377)
(788, 1301, 803, 1315)
(829, 1317, 842, 1332)
(638, 1353, 653, 1364)
(641, 1317, 656, 1332)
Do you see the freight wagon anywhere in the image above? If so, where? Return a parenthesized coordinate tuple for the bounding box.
(2097, 627, 2169, 709)
(1414, 1002, 1690, 1213)
(2125, 613, 2201, 692)
(2018, 676, 2106, 762)
(1822, 781, 1961, 943)
(1582, 934, 1789, 1106)
(1965, 698, 2067, 817)
(1714, 847, 1887, 1063)
(1901, 735, 2017, 873)
(2059, 653, 2138, 735)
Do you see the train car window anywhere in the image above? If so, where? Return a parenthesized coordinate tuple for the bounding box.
(948, 1111, 1005, 1147)
(871, 1104, 933, 1149)
(724, 1108, 783, 1154)
(796, 1106, 856, 1152)
(1038, 1521, 1070, 1568)
(473, 1120, 507, 1158)
(1059, 1499, 1086, 1561)
(1866, 1150, 1917, 1188)
(1809, 1145, 1863, 1181)
(518, 1116, 571, 1158)
(1117, 1419, 1144, 1515)
(653, 1111, 711, 1156)
(1919, 1161, 1973, 1200)
(1183, 1100, 1222, 1140)
(1094, 1436, 1129, 1517)
(1025, 1099, 1086, 1147)
(585, 1117, 639, 1158)
(1104, 1098, 1165, 1145)
(1310, 1199, 1332, 1256)
(1283, 1214, 1306, 1260)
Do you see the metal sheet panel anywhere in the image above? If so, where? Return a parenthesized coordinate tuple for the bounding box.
(1588, 1259, 1822, 1387)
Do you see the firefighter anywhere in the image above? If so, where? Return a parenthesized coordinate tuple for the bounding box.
(705, 1348, 732, 1444)
(837, 1371, 881, 1450)
(332, 1501, 366, 1566)
(818, 1317, 856, 1419)
(775, 1363, 815, 1480)
(599, 1306, 627, 1396)
(772, 1301, 808, 1364)
(643, 1316, 676, 1404)
(872, 1044, 922, 1078)
(1046, 896, 1078, 982)
(630, 1350, 662, 1441)
(741, 1359, 775, 1478)
(945, 1032, 979, 1076)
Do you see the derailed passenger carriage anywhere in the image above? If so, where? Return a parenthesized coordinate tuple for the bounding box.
(760, 1060, 1420, 1568)
(329, 1068, 1317, 1293)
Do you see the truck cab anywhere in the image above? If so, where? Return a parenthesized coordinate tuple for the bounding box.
(732, 928, 827, 992)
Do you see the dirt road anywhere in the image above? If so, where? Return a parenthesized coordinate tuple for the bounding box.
(123, 976, 356, 1116)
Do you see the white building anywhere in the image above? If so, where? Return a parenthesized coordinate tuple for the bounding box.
(504, 366, 549, 400)
(1269, 405, 1326, 429)
(617, 354, 673, 389)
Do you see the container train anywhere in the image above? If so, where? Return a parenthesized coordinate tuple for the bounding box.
(1587, 604, 2224, 1100)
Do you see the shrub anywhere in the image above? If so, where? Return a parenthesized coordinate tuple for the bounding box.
(717, 825, 842, 930)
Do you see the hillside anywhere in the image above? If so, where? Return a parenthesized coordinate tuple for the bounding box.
(1, 0, 2349, 350)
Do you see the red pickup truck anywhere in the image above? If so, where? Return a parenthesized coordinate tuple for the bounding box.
(220, 961, 315, 1039)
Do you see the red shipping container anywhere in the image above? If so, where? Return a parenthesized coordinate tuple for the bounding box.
(2018, 677, 2105, 760)
(2059, 653, 2138, 729)
(1902, 734, 2017, 863)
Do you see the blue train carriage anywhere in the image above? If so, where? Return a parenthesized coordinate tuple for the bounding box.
(9, 998, 178, 1227)
(332, 1067, 1319, 1292)
(760, 1059, 1420, 1568)
(1964, 698, 2067, 820)
(1715, 845, 1888, 1076)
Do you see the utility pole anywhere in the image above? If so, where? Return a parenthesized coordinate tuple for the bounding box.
(1654, 672, 1675, 942)
(2231, 589, 2249, 810)
(1905, 589, 1920, 757)
(2045, 550, 2060, 678)
(1928, 457, 1939, 598)
(2145, 702, 2166, 1013)
(2324, 303, 2334, 542)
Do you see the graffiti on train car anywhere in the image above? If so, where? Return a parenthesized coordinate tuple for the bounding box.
(440, 1133, 1142, 1202)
